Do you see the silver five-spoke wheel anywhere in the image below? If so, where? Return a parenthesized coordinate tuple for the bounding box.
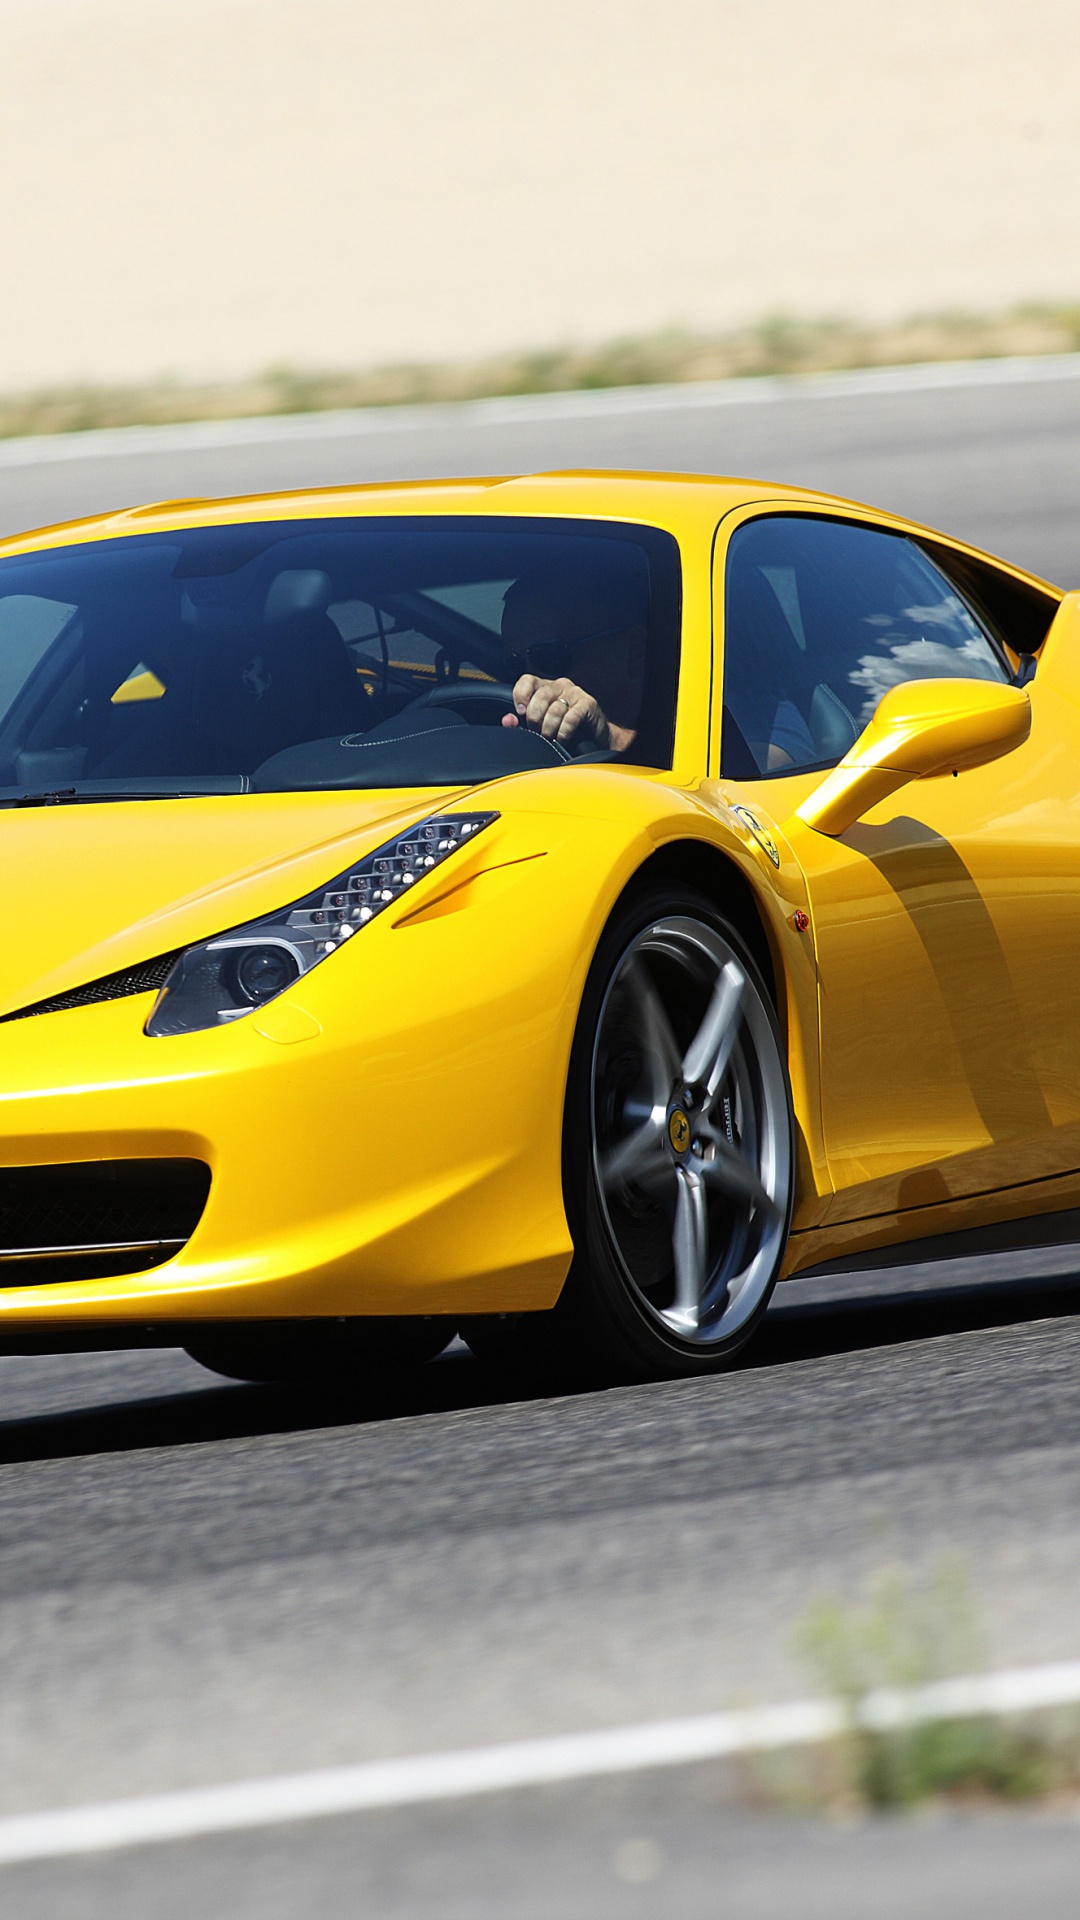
(590, 913, 791, 1350)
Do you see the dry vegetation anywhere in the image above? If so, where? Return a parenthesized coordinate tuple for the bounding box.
(3, 306, 1080, 440)
(771, 1561, 1080, 1813)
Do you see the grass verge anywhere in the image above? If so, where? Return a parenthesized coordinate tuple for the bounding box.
(4, 304, 1080, 441)
(753, 1562, 1080, 1812)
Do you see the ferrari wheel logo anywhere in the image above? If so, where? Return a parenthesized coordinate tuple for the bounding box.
(668, 1109, 691, 1153)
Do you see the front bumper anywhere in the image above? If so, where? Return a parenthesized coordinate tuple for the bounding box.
(0, 850, 587, 1331)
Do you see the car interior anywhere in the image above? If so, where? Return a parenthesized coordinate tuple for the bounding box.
(0, 517, 682, 797)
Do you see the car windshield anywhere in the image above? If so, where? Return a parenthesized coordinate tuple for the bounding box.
(0, 516, 681, 800)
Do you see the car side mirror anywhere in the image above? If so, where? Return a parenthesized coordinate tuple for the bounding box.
(794, 677, 1031, 837)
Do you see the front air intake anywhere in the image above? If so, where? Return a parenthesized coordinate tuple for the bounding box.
(0, 952, 183, 1024)
(0, 1159, 211, 1284)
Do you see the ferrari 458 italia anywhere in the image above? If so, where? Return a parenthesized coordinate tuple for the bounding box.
(0, 470, 1072, 1383)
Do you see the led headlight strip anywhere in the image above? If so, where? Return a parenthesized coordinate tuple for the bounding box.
(146, 811, 498, 1037)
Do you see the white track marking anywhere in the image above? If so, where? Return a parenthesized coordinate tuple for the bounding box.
(2, 353, 1080, 469)
(1, 1659, 1079, 1866)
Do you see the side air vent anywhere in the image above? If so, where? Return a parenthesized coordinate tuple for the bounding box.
(0, 1158, 211, 1285)
(0, 952, 182, 1024)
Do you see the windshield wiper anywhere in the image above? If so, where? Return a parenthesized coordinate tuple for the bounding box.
(1, 785, 245, 809)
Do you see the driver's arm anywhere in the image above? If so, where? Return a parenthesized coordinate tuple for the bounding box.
(502, 673, 635, 752)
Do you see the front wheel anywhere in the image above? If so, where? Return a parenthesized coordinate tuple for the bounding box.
(559, 886, 794, 1381)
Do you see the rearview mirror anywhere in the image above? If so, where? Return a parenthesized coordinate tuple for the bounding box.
(794, 677, 1031, 837)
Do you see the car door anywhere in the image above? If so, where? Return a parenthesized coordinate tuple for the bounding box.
(715, 506, 1080, 1230)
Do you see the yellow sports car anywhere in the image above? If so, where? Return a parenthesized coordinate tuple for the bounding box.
(0, 471, 1073, 1385)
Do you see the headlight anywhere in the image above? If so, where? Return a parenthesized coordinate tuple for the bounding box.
(146, 810, 497, 1037)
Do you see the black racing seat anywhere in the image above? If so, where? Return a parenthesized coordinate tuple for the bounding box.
(189, 611, 366, 771)
(93, 611, 366, 778)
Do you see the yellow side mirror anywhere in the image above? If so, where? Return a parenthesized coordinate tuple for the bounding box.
(795, 677, 1031, 837)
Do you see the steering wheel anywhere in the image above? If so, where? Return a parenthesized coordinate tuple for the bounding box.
(401, 680, 607, 757)
(408, 681, 515, 720)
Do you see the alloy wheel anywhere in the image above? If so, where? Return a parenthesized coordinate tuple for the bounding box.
(590, 915, 791, 1346)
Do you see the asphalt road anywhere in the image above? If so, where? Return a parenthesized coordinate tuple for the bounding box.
(2, 356, 1080, 585)
(3, 1269, 1080, 1915)
(2, 367, 1080, 1914)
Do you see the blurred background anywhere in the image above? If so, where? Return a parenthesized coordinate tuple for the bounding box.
(4, 0, 1080, 584)
(3, 0, 1080, 398)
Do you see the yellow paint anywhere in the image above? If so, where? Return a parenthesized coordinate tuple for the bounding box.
(0, 471, 1073, 1330)
(251, 1001, 322, 1045)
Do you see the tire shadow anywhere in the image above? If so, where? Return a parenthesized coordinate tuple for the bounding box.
(748, 1262, 1080, 1367)
(0, 1262, 1077, 1466)
(0, 1344, 541, 1466)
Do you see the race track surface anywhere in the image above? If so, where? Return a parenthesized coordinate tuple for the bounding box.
(2, 357, 1080, 586)
(1, 368, 1079, 1913)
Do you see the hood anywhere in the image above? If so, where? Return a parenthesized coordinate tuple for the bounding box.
(0, 787, 465, 1018)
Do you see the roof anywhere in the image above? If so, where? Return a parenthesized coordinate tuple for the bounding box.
(0, 469, 1062, 597)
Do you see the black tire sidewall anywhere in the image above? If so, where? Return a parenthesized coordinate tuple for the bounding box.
(558, 882, 794, 1381)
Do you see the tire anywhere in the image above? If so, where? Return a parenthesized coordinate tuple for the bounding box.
(467, 884, 794, 1385)
(184, 1316, 453, 1387)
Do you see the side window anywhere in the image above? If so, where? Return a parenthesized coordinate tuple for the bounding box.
(721, 516, 1009, 779)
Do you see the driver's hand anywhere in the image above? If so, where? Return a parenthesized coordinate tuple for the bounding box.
(501, 674, 611, 749)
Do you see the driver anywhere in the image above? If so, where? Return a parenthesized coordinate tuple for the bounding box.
(499, 566, 646, 753)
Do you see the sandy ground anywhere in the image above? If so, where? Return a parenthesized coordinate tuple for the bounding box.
(1, 0, 1079, 387)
